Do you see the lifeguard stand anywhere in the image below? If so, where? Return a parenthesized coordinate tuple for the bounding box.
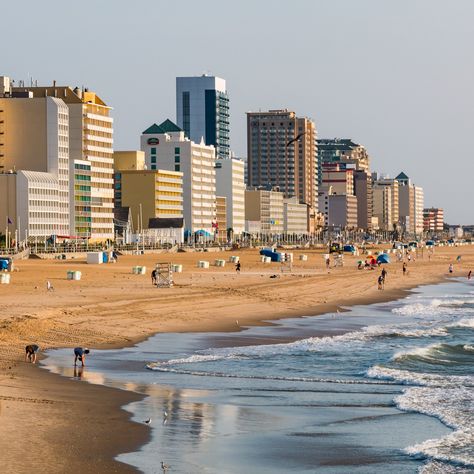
(155, 262, 173, 288)
(280, 262, 293, 273)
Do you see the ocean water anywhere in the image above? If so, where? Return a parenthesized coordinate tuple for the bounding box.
(42, 279, 474, 473)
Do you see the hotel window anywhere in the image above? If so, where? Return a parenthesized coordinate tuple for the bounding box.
(174, 147, 180, 154)
(151, 147, 156, 154)
(174, 156, 180, 163)
(175, 165, 180, 172)
(151, 156, 156, 164)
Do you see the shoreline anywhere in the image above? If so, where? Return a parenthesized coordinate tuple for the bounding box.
(1, 247, 472, 473)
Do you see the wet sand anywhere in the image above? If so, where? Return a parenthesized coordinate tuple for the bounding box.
(0, 246, 472, 472)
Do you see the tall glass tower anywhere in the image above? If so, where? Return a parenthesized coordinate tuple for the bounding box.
(176, 75, 230, 159)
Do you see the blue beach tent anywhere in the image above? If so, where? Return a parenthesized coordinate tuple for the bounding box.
(377, 253, 391, 264)
(259, 248, 282, 262)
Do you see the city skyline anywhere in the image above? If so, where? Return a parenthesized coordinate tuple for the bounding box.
(2, 0, 473, 224)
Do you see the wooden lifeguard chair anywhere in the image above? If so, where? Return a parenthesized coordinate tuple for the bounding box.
(155, 262, 173, 288)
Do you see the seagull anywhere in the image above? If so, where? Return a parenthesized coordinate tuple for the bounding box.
(235, 319, 239, 326)
(286, 132, 306, 147)
(163, 410, 168, 418)
(143, 418, 152, 425)
(161, 461, 171, 472)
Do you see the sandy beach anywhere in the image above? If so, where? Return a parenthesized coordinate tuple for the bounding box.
(1, 246, 473, 473)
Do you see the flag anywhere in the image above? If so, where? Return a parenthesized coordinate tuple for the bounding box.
(7, 217, 12, 225)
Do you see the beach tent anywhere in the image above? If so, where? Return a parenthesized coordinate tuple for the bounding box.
(377, 253, 391, 264)
(0, 259, 9, 271)
(426, 240, 435, 246)
(260, 248, 282, 262)
(343, 245, 356, 253)
(195, 229, 212, 237)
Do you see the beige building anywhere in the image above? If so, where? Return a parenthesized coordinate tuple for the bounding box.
(11, 83, 114, 241)
(321, 163, 354, 195)
(372, 175, 399, 229)
(118, 169, 183, 229)
(319, 192, 358, 228)
(247, 110, 318, 210)
(0, 85, 70, 236)
(423, 208, 444, 233)
(245, 188, 284, 234)
(215, 196, 227, 242)
(396, 172, 424, 236)
(283, 197, 308, 234)
(372, 184, 392, 231)
(215, 158, 245, 236)
(354, 170, 373, 230)
(114, 151, 145, 172)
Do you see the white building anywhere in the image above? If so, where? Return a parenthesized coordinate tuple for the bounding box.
(141, 119, 216, 236)
(283, 197, 308, 234)
(215, 158, 245, 236)
(0, 170, 69, 239)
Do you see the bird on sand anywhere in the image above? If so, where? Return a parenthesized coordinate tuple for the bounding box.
(235, 320, 239, 326)
(161, 461, 171, 471)
(143, 418, 152, 425)
(286, 132, 306, 147)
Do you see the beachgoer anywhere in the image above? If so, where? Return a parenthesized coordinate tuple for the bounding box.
(325, 258, 330, 270)
(403, 262, 407, 276)
(25, 344, 40, 363)
(456, 255, 462, 263)
(112, 251, 118, 262)
(468, 270, 472, 280)
(235, 261, 241, 273)
(378, 275, 384, 290)
(381, 267, 387, 281)
(151, 269, 157, 285)
(449, 264, 454, 274)
(407, 254, 412, 262)
(74, 347, 90, 367)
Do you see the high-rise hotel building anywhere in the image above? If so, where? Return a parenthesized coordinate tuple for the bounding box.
(11, 83, 114, 240)
(0, 76, 70, 237)
(141, 119, 216, 236)
(176, 75, 230, 159)
(247, 109, 318, 210)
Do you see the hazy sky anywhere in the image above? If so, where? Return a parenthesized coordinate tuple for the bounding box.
(2, 0, 473, 224)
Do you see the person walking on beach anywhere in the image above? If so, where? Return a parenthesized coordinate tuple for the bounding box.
(151, 269, 157, 286)
(377, 274, 384, 290)
(381, 267, 387, 282)
(468, 270, 472, 280)
(449, 263, 454, 274)
(403, 262, 407, 276)
(235, 261, 241, 273)
(25, 344, 40, 363)
(74, 347, 90, 367)
(325, 257, 330, 271)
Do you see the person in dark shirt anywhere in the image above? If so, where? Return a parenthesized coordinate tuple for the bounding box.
(74, 347, 90, 367)
(25, 344, 40, 363)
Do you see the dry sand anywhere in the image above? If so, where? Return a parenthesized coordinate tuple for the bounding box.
(1, 245, 473, 473)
